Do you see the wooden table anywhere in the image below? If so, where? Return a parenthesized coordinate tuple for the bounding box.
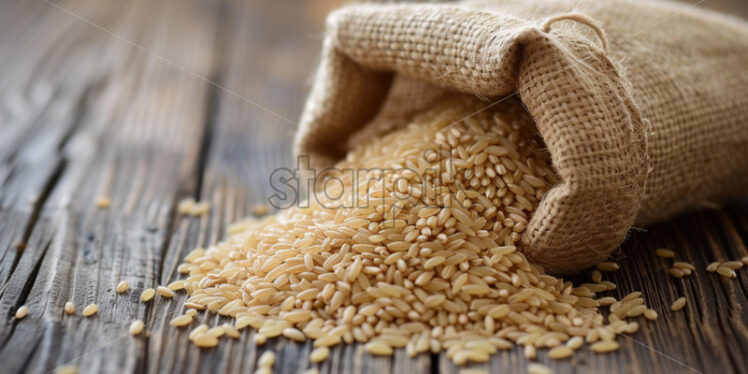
(1, 0, 746, 373)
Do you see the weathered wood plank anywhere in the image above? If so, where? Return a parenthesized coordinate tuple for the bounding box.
(0, 0, 119, 343)
(0, 1, 218, 373)
(145, 0, 327, 372)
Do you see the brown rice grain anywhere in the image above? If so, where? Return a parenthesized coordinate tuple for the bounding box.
(55, 366, 78, 374)
(596, 262, 619, 272)
(252, 203, 269, 216)
(591, 341, 619, 353)
(64, 302, 75, 315)
(130, 320, 145, 336)
(193, 334, 218, 348)
(366, 341, 393, 355)
(566, 336, 584, 350)
(15, 306, 28, 319)
(722, 261, 744, 270)
(117, 281, 129, 294)
(655, 248, 675, 258)
(673, 262, 696, 271)
(309, 347, 330, 362)
(258, 351, 275, 367)
(167, 280, 185, 291)
(670, 297, 687, 311)
(668, 268, 684, 278)
(157, 286, 174, 298)
(717, 266, 736, 278)
(283, 327, 306, 342)
(528, 363, 553, 374)
(96, 196, 111, 208)
(170, 315, 193, 327)
(524, 344, 536, 360)
(190, 201, 210, 216)
(141, 288, 155, 302)
(254, 333, 267, 345)
(548, 345, 573, 359)
(706, 261, 720, 272)
(644, 309, 658, 320)
(83, 304, 98, 317)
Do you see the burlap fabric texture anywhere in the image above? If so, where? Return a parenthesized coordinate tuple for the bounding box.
(294, 0, 748, 274)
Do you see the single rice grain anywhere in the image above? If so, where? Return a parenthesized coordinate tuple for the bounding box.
(64, 301, 75, 315)
(591, 341, 619, 353)
(157, 286, 174, 298)
(655, 248, 675, 258)
(141, 288, 155, 302)
(670, 297, 687, 311)
(15, 306, 28, 319)
(528, 363, 553, 374)
(83, 304, 98, 317)
(130, 320, 145, 336)
(309, 347, 330, 362)
(117, 281, 129, 294)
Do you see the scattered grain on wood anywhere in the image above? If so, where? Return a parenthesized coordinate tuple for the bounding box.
(170, 314, 193, 327)
(309, 347, 329, 362)
(129, 320, 145, 336)
(591, 269, 602, 283)
(722, 260, 744, 270)
(548, 345, 573, 359)
(190, 201, 211, 216)
(95, 196, 111, 208)
(15, 306, 28, 319)
(252, 203, 269, 216)
(655, 248, 675, 258)
(116, 281, 129, 294)
(459, 369, 489, 374)
(596, 262, 620, 271)
(258, 351, 275, 367)
(644, 309, 658, 320)
(54, 366, 78, 374)
(253, 333, 267, 345)
(673, 262, 695, 271)
(82, 304, 98, 317)
(669, 268, 684, 278)
(167, 280, 185, 291)
(706, 261, 721, 272)
(591, 341, 620, 353)
(178, 198, 196, 214)
(717, 266, 737, 278)
(193, 334, 218, 348)
(157, 286, 174, 298)
(141, 288, 155, 302)
(64, 301, 75, 315)
(524, 344, 537, 360)
(528, 363, 553, 374)
(670, 297, 687, 311)
(366, 341, 394, 355)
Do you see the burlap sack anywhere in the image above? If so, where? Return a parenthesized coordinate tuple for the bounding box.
(295, 0, 748, 273)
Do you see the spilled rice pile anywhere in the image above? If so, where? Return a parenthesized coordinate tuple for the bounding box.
(21, 97, 748, 373)
(168, 97, 657, 365)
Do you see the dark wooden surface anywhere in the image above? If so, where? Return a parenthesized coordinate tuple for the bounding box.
(0, 0, 747, 373)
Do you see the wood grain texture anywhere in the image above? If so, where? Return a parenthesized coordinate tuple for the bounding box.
(0, 0, 747, 373)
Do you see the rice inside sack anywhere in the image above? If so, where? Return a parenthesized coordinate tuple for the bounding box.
(180, 98, 642, 364)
